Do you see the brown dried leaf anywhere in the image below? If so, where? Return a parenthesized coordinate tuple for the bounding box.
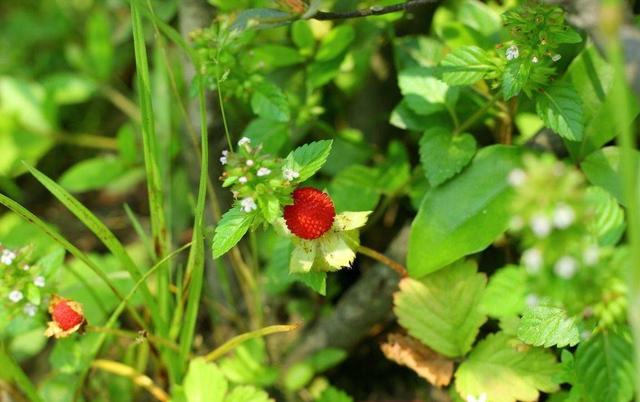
(381, 333, 454, 387)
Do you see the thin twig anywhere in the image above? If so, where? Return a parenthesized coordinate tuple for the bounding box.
(203, 324, 300, 362)
(358, 245, 408, 278)
(91, 360, 169, 402)
(311, 0, 434, 20)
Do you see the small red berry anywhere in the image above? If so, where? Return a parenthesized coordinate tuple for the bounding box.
(45, 296, 86, 338)
(284, 187, 336, 240)
(53, 300, 84, 330)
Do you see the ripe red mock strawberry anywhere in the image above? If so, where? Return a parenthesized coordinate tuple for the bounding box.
(284, 187, 336, 240)
(45, 296, 86, 338)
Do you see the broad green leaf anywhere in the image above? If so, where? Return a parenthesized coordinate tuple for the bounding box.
(376, 141, 411, 195)
(457, 0, 501, 39)
(219, 339, 279, 387)
(86, 10, 113, 81)
(307, 57, 343, 88)
(315, 25, 355, 62)
(389, 101, 450, 131)
(393, 36, 445, 70)
(284, 140, 333, 182)
(316, 386, 353, 402)
(43, 73, 97, 105)
(284, 362, 314, 391)
(291, 20, 315, 51)
(321, 131, 372, 175)
(212, 206, 255, 258)
(441, 46, 495, 85)
(535, 81, 584, 141)
(398, 68, 454, 115)
(58, 156, 128, 193)
(586, 186, 626, 246)
(226, 386, 273, 402)
(581, 146, 640, 206)
(502, 58, 530, 100)
(480, 265, 526, 319)
(329, 165, 380, 211)
(291, 271, 327, 295)
(0, 77, 53, 135)
(575, 332, 635, 402)
(242, 118, 289, 155)
(517, 306, 580, 348)
(419, 127, 476, 187)
(455, 332, 561, 402)
(408, 145, 521, 277)
(245, 44, 304, 70)
(394, 260, 487, 357)
(183, 359, 227, 402)
(251, 81, 290, 122)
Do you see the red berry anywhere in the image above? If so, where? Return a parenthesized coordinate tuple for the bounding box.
(284, 187, 336, 240)
(52, 300, 84, 330)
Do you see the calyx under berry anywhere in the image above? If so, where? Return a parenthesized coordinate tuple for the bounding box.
(44, 295, 86, 338)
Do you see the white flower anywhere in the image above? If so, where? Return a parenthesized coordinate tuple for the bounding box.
(551, 54, 562, 62)
(507, 168, 527, 187)
(467, 393, 488, 402)
(257, 167, 271, 177)
(237, 137, 251, 146)
(22, 264, 30, 271)
(23, 303, 37, 317)
(506, 45, 519, 60)
(220, 156, 228, 165)
(34, 276, 46, 288)
(8, 290, 23, 303)
(283, 168, 300, 181)
(530, 214, 552, 238)
(240, 197, 257, 213)
(1, 249, 16, 265)
(238, 176, 248, 184)
(521, 248, 543, 274)
(526, 293, 540, 307)
(532, 56, 539, 63)
(552, 203, 575, 229)
(581, 330, 592, 340)
(554, 256, 578, 279)
(222, 150, 228, 156)
(583, 245, 600, 266)
(246, 159, 254, 167)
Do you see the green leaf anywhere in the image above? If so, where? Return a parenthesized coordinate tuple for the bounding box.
(251, 81, 290, 122)
(517, 306, 580, 348)
(455, 333, 561, 402)
(581, 146, 640, 207)
(315, 25, 355, 62)
(230, 8, 293, 32)
(284, 140, 333, 182)
(226, 386, 272, 402)
(480, 265, 526, 319)
(43, 73, 97, 105)
(419, 127, 476, 187)
(502, 59, 530, 100)
(389, 101, 450, 132)
(329, 165, 380, 211)
(398, 68, 454, 115)
(58, 156, 128, 193)
(242, 118, 289, 154)
(441, 46, 495, 85)
(316, 386, 353, 402)
(307, 57, 343, 88)
(575, 332, 635, 402)
(291, 271, 327, 295)
(407, 145, 521, 277)
(291, 20, 315, 51)
(394, 260, 487, 357)
(535, 81, 584, 141)
(586, 186, 626, 246)
(86, 10, 113, 81)
(183, 358, 227, 402)
(212, 206, 254, 258)
(246, 44, 304, 69)
(219, 339, 279, 387)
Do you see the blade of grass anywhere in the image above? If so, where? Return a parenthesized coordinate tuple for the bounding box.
(0, 192, 147, 330)
(130, 1, 171, 328)
(124, 203, 154, 260)
(0, 343, 44, 402)
(203, 324, 300, 362)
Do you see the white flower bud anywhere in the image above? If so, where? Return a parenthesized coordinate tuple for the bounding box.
(34, 276, 46, 288)
(530, 214, 552, 238)
(237, 137, 251, 146)
(256, 167, 271, 177)
(8, 290, 23, 303)
(526, 293, 540, 307)
(583, 245, 600, 266)
(240, 197, 257, 213)
(23, 303, 37, 317)
(552, 203, 575, 229)
(246, 159, 254, 167)
(238, 176, 248, 184)
(554, 256, 578, 279)
(551, 54, 562, 62)
(522, 248, 543, 274)
(1, 249, 16, 265)
(506, 45, 519, 61)
(532, 56, 539, 63)
(507, 168, 527, 187)
(283, 168, 300, 181)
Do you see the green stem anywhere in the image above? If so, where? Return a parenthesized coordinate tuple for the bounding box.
(357, 245, 408, 278)
(203, 324, 300, 362)
(454, 94, 499, 135)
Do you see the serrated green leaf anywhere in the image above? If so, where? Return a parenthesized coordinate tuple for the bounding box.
(480, 265, 526, 318)
(315, 25, 355, 62)
(502, 59, 531, 100)
(586, 186, 626, 246)
(183, 358, 227, 402)
(285, 140, 333, 182)
(212, 206, 254, 258)
(455, 332, 561, 402)
(291, 271, 327, 295)
(398, 68, 455, 115)
(219, 339, 279, 387)
(441, 46, 495, 85)
(226, 386, 273, 402)
(575, 332, 635, 402)
(394, 260, 487, 357)
(419, 127, 476, 187)
(517, 306, 580, 348)
(535, 81, 584, 141)
(408, 145, 521, 277)
(251, 81, 290, 122)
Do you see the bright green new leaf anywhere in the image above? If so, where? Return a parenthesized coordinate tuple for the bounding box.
(480, 265, 526, 319)
(212, 206, 254, 258)
(42, 73, 97, 105)
(226, 386, 273, 402)
(291, 20, 315, 51)
(419, 127, 476, 187)
(315, 25, 355, 62)
(183, 358, 227, 402)
(219, 339, 279, 387)
(586, 186, 626, 246)
(575, 332, 635, 402)
(59, 156, 128, 193)
(517, 306, 580, 348)
(284, 140, 333, 182)
(398, 67, 455, 115)
(251, 81, 290, 122)
(455, 333, 561, 402)
(408, 145, 521, 277)
(535, 81, 584, 141)
(441, 46, 495, 85)
(394, 259, 487, 357)
(581, 146, 640, 207)
(317, 386, 353, 402)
